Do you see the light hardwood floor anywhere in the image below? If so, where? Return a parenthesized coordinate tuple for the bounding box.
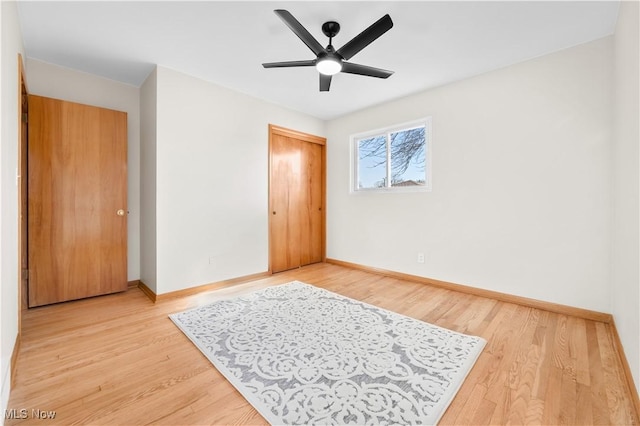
(7, 263, 639, 425)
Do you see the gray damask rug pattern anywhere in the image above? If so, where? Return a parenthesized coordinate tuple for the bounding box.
(169, 281, 486, 425)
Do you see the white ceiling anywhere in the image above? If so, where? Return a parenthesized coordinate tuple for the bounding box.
(17, 1, 620, 120)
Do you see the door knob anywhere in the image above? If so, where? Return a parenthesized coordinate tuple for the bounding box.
(117, 209, 126, 216)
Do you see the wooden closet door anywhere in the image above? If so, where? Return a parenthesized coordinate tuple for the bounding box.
(270, 133, 302, 273)
(28, 95, 128, 307)
(269, 125, 325, 273)
(299, 141, 323, 266)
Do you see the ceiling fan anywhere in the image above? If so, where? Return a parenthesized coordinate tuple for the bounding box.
(262, 10, 394, 92)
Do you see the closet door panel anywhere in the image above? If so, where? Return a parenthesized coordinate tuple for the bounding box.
(300, 141, 323, 266)
(270, 134, 302, 273)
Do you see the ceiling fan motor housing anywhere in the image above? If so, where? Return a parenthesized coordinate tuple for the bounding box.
(322, 21, 341, 39)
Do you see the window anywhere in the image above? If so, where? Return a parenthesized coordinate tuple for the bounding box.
(352, 118, 431, 192)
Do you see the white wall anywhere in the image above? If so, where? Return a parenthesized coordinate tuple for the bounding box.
(25, 59, 141, 281)
(140, 68, 158, 293)
(0, 0, 24, 414)
(152, 66, 324, 294)
(326, 37, 613, 313)
(612, 0, 640, 392)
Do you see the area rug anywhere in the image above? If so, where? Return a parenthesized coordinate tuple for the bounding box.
(169, 281, 486, 425)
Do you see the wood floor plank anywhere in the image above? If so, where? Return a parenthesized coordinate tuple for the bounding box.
(488, 386, 512, 424)
(524, 398, 545, 425)
(596, 322, 638, 426)
(532, 311, 558, 401)
(484, 305, 533, 404)
(470, 396, 497, 425)
(559, 368, 578, 424)
(586, 320, 612, 425)
(6, 263, 638, 425)
(506, 342, 540, 424)
(447, 383, 486, 424)
(542, 365, 563, 424)
(572, 316, 592, 386)
(576, 383, 595, 425)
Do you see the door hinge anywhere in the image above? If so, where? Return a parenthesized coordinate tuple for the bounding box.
(22, 269, 29, 280)
(22, 113, 28, 123)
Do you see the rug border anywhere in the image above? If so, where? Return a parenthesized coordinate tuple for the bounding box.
(169, 280, 487, 425)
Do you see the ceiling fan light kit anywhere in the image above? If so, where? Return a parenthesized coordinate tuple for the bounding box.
(263, 9, 394, 92)
(316, 55, 342, 75)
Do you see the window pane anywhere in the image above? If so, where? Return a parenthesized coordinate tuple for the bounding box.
(390, 126, 426, 187)
(357, 135, 387, 189)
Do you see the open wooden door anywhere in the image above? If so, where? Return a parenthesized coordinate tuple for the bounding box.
(269, 125, 325, 273)
(28, 95, 128, 307)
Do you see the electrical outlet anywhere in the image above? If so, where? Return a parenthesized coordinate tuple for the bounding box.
(209, 256, 217, 267)
(417, 252, 425, 264)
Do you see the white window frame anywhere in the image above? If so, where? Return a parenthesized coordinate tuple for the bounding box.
(350, 117, 432, 193)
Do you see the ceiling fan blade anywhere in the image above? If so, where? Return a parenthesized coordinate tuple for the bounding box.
(263, 60, 316, 68)
(336, 14, 393, 61)
(341, 62, 394, 79)
(274, 10, 325, 57)
(320, 74, 332, 92)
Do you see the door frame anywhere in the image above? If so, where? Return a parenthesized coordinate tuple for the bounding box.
(18, 54, 28, 330)
(268, 124, 326, 273)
